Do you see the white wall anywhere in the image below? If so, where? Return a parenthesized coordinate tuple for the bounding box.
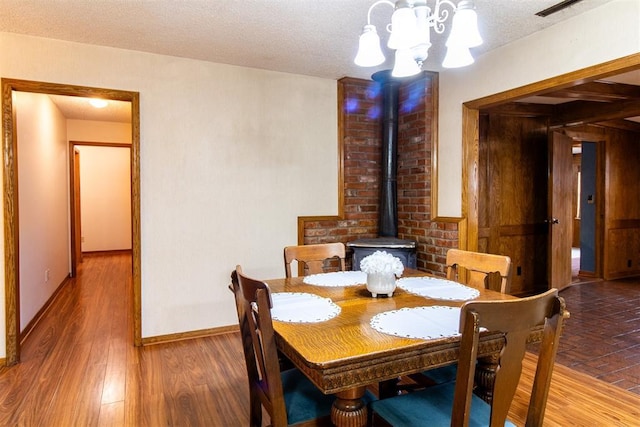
(15, 92, 70, 331)
(0, 31, 339, 352)
(77, 145, 132, 252)
(437, 0, 640, 216)
(67, 119, 131, 143)
(67, 120, 132, 252)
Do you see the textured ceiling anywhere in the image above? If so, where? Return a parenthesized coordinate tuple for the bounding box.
(0, 0, 614, 80)
(0, 0, 627, 121)
(47, 95, 132, 123)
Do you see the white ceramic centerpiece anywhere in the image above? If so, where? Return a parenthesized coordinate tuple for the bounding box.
(360, 250, 404, 297)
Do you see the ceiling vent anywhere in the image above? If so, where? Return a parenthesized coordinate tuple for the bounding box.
(536, 0, 584, 17)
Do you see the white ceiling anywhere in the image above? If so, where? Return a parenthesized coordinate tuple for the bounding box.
(0, 0, 624, 121)
(0, 0, 614, 80)
(48, 95, 132, 123)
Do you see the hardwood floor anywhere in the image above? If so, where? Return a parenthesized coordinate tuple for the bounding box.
(1, 252, 639, 426)
(0, 252, 253, 426)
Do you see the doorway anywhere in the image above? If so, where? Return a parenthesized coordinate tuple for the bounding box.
(474, 116, 604, 294)
(1, 79, 141, 365)
(70, 142, 133, 268)
(460, 54, 640, 292)
(575, 141, 599, 281)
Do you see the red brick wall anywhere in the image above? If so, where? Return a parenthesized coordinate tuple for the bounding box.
(301, 74, 458, 275)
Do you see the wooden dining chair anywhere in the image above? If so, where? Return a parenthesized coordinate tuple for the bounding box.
(392, 249, 514, 392)
(230, 265, 335, 426)
(446, 248, 513, 294)
(371, 288, 568, 427)
(283, 242, 346, 278)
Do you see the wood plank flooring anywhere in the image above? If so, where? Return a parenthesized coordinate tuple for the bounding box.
(1, 252, 639, 426)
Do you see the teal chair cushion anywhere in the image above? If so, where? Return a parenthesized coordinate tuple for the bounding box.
(282, 369, 377, 425)
(370, 382, 516, 427)
(421, 364, 459, 385)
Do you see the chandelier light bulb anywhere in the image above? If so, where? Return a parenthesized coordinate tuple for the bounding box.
(391, 49, 421, 77)
(447, 1, 483, 48)
(442, 45, 474, 68)
(355, 24, 386, 67)
(386, 6, 419, 50)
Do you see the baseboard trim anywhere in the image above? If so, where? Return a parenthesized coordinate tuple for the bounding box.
(20, 275, 72, 344)
(82, 249, 132, 257)
(577, 270, 597, 278)
(141, 324, 239, 346)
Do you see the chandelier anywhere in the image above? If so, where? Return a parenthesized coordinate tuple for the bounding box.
(354, 0, 482, 77)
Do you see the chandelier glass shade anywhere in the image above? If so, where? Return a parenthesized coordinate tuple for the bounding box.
(354, 0, 482, 77)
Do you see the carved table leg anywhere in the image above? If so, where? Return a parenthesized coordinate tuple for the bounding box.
(475, 353, 499, 403)
(331, 386, 367, 427)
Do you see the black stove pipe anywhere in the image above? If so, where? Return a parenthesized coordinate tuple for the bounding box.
(372, 70, 400, 238)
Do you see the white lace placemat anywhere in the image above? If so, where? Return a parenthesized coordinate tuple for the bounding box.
(302, 271, 367, 287)
(270, 292, 341, 323)
(370, 306, 462, 340)
(397, 277, 480, 301)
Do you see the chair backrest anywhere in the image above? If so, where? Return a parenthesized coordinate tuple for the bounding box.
(452, 288, 568, 427)
(446, 248, 512, 294)
(283, 242, 346, 278)
(230, 265, 288, 427)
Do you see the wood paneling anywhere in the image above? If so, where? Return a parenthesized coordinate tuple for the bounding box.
(479, 115, 640, 284)
(607, 228, 640, 278)
(477, 112, 640, 289)
(604, 127, 640, 278)
(479, 114, 548, 295)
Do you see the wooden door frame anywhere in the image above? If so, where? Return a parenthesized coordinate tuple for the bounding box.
(559, 130, 607, 279)
(460, 53, 640, 257)
(71, 147, 82, 276)
(1, 79, 142, 366)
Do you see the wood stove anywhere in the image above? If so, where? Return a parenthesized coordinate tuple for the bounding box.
(349, 237, 417, 271)
(348, 70, 417, 270)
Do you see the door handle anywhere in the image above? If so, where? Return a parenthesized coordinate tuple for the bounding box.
(545, 218, 560, 224)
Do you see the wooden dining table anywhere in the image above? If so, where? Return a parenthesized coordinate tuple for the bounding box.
(265, 269, 517, 427)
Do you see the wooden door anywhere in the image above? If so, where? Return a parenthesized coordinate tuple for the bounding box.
(479, 114, 548, 295)
(548, 132, 574, 290)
